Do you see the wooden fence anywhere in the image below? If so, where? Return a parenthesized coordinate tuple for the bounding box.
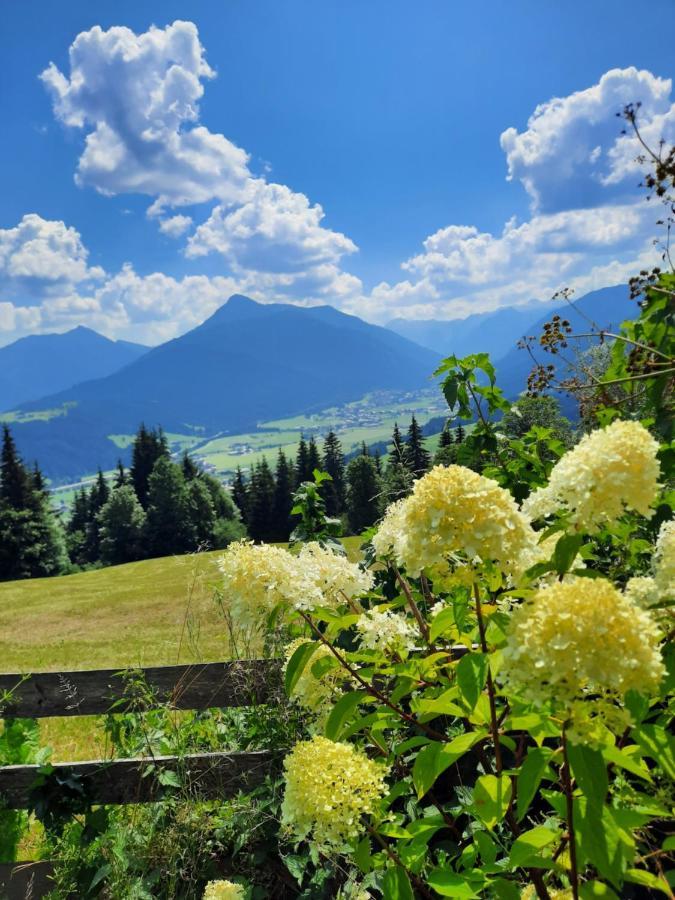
(0, 659, 282, 899)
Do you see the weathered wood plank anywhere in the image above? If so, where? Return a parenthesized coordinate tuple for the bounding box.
(0, 861, 55, 899)
(0, 659, 283, 719)
(0, 750, 279, 810)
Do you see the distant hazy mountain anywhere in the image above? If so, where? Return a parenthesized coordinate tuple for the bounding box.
(0, 326, 147, 412)
(9, 296, 439, 479)
(387, 301, 559, 358)
(494, 284, 638, 400)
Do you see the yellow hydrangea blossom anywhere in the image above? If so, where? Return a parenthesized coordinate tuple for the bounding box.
(522, 887, 571, 899)
(297, 542, 373, 609)
(624, 575, 661, 610)
(654, 519, 675, 596)
(356, 608, 416, 655)
(374, 465, 536, 577)
(281, 736, 388, 849)
(521, 420, 660, 532)
(202, 880, 245, 900)
(501, 579, 665, 710)
(371, 499, 407, 559)
(283, 638, 341, 713)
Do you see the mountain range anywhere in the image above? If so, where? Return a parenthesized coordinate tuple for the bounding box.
(2, 285, 638, 481)
(0, 326, 147, 412)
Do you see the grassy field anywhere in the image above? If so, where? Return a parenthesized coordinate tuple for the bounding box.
(0, 538, 363, 761)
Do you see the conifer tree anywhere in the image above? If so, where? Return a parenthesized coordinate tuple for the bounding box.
(247, 458, 276, 543)
(345, 455, 382, 534)
(0, 426, 67, 580)
(383, 422, 413, 503)
(84, 470, 110, 562)
(186, 477, 216, 548)
(403, 415, 431, 479)
(114, 461, 127, 488)
(130, 424, 170, 508)
(322, 431, 346, 516)
(231, 467, 249, 524)
(66, 487, 90, 566)
(181, 452, 200, 481)
(98, 486, 146, 565)
(390, 423, 405, 465)
(271, 450, 294, 542)
(202, 474, 246, 547)
(438, 426, 454, 448)
(144, 458, 193, 557)
(373, 450, 382, 476)
(295, 437, 310, 485)
(307, 437, 321, 477)
(455, 424, 466, 444)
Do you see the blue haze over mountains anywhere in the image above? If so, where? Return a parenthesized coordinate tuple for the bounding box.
(1, 285, 635, 481)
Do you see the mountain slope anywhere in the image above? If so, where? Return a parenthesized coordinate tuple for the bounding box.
(9, 296, 439, 479)
(0, 327, 148, 412)
(387, 301, 559, 358)
(493, 284, 638, 400)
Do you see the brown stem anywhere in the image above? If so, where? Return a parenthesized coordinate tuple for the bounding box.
(297, 611, 447, 742)
(561, 730, 580, 900)
(472, 583, 503, 774)
(394, 567, 431, 644)
(366, 824, 435, 900)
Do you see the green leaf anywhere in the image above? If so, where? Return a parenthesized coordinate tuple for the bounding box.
(624, 869, 672, 896)
(552, 532, 583, 576)
(157, 769, 181, 789)
(575, 802, 626, 888)
(509, 825, 559, 868)
(456, 652, 488, 710)
(429, 606, 456, 642)
(568, 742, 608, 812)
(633, 725, 675, 779)
(601, 743, 652, 782)
(442, 376, 459, 411)
(284, 641, 318, 698)
(324, 690, 365, 741)
(381, 866, 414, 900)
(426, 870, 482, 898)
(579, 882, 619, 898)
(473, 774, 512, 830)
(516, 747, 553, 821)
(412, 730, 487, 799)
(354, 836, 372, 873)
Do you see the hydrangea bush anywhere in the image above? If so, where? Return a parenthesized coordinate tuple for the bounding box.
(216, 338, 674, 898)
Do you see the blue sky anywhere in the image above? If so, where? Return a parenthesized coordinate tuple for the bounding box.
(1, 0, 675, 345)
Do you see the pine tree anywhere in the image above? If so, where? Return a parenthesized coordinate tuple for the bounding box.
(84, 470, 110, 562)
(98, 486, 146, 565)
(247, 458, 276, 543)
(360, 441, 370, 457)
(114, 461, 128, 488)
(231, 467, 249, 524)
(0, 426, 67, 580)
(295, 437, 310, 485)
(201, 473, 246, 547)
(181, 452, 200, 481)
(373, 450, 382, 476)
(144, 458, 193, 557)
(455, 425, 466, 444)
(66, 487, 90, 566)
(322, 431, 346, 516)
(438, 426, 454, 448)
(271, 451, 294, 542)
(0, 425, 31, 509)
(186, 477, 216, 548)
(383, 422, 413, 503)
(345, 455, 382, 534)
(403, 416, 431, 479)
(390, 423, 405, 465)
(130, 424, 170, 508)
(307, 437, 321, 477)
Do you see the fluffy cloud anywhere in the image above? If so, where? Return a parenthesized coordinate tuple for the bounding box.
(357, 67, 672, 322)
(41, 20, 362, 304)
(159, 214, 193, 238)
(0, 214, 105, 306)
(41, 21, 250, 211)
(187, 180, 357, 273)
(500, 67, 675, 213)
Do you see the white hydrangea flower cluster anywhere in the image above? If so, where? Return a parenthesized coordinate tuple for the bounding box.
(522, 420, 660, 532)
(356, 608, 417, 655)
(297, 542, 374, 610)
(217, 541, 321, 627)
(654, 519, 675, 596)
(217, 540, 373, 626)
(371, 465, 536, 578)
